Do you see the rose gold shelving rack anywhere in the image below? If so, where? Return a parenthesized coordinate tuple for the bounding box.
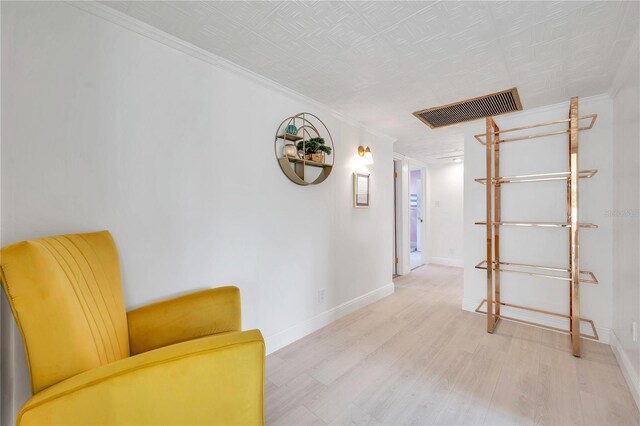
(473, 97, 598, 357)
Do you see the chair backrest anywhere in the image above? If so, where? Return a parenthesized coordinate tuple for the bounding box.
(0, 231, 129, 393)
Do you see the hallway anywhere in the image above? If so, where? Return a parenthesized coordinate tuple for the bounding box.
(265, 265, 639, 425)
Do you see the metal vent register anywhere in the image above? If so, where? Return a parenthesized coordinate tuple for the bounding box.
(413, 88, 522, 129)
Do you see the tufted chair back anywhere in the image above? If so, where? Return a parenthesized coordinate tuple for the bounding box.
(0, 231, 129, 393)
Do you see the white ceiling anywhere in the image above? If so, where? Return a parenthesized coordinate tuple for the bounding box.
(102, 1, 638, 162)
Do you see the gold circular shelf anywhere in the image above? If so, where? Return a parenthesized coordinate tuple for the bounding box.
(274, 112, 335, 186)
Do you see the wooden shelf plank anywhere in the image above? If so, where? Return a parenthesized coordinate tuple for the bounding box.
(277, 133, 303, 142)
(281, 156, 332, 168)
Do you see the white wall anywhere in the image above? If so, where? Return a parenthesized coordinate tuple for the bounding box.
(611, 33, 640, 407)
(463, 95, 614, 342)
(1, 2, 394, 422)
(426, 163, 464, 267)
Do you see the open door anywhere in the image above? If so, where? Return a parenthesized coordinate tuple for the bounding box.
(409, 167, 424, 270)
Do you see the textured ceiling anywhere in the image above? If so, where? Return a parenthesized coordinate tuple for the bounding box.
(102, 1, 639, 162)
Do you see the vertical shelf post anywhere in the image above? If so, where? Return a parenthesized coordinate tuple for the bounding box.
(494, 120, 501, 320)
(294, 163, 305, 180)
(486, 117, 496, 333)
(569, 97, 581, 356)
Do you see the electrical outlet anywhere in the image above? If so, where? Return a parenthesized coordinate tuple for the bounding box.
(632, 321, 638, 342)
(435, 200, 440, 208)
(318, 288, 325, 304)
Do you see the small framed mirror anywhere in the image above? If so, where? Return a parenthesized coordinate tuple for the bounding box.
(353, 172, 370, 208)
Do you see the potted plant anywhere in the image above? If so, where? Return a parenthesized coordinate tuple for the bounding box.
(297, 137, 332, 163)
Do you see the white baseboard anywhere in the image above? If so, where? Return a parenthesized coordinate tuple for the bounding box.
(462, 297, 611, 345)
(610, 331, 640, 410)
(428, 257, 464, 268)
(265, 283, 395, 355)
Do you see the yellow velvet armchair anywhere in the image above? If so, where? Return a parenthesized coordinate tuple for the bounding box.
(0, 231, 265, 425)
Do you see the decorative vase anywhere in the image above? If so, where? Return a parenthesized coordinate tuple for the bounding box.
(286, 124, 297, 135)
(311, 153, 325, 163)
(283, 142, 297, 157)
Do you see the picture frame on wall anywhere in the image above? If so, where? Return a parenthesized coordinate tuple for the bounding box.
(353, 172, 370, 208)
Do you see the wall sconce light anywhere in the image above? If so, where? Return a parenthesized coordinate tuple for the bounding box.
(358, 146, 374, 165)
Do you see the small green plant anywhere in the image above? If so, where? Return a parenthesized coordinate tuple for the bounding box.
(297, 137, 332, 155)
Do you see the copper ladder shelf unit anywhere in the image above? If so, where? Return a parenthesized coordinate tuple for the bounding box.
(475, 97, 598, 357)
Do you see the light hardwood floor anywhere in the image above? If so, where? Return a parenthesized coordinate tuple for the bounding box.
(266, 265, 639, 425)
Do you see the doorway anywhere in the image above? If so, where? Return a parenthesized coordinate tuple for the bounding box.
(409, 167, 424, 270)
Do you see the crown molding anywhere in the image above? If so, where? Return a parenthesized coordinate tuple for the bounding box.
(66, 1, 397, 144)
(392, 152, 428, 168)
(393, 152, 407, 161)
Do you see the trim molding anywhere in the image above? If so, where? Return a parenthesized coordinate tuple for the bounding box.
(393, 152, 407, 161)
(265, 283, 395, 355)
(66, 1, 397, 144)
(393, 152, 429, 168)
(462, 297, 612, 345)
(428, 257, 463, 268)
(610, 331, 640, 410)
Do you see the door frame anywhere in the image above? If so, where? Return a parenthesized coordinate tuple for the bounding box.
(393, 159, 400, 276)
(393, 153, 428, 275)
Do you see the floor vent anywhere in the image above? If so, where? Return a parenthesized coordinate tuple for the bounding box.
(413, 88, 522, 129)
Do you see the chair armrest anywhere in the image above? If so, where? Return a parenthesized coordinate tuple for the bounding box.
(127, 286, 241, 355)
(19, 329, 264, 425)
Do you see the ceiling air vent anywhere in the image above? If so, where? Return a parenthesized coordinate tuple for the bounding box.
(413, 87, 522, 129)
